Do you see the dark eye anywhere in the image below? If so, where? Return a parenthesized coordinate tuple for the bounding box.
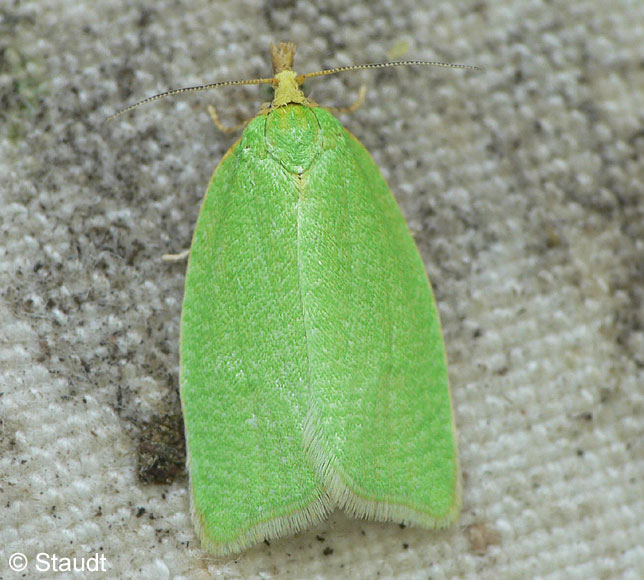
(301, 81, 311, 97)
(260, 84, 275, 101)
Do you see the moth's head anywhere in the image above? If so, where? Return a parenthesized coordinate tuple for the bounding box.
(268, 42, 312, 108)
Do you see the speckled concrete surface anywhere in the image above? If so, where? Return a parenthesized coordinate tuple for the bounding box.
(1, 1, 643, 578)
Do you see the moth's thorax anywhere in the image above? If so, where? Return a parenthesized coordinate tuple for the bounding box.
(265, 105, 321, 174)
(271, 70, 310, 108)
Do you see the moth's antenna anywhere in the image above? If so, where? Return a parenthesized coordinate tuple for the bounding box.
(104, 77, 275, 123)
(297, 60, 481, 83)
(105, 55, 480, 123)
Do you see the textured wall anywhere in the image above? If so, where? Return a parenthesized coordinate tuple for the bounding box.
(1, 0, 643, 578)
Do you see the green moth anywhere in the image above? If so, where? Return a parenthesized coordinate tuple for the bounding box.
(112, 42, 477, 556)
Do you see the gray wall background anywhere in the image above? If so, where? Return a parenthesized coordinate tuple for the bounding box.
(1, 0, 643, 578)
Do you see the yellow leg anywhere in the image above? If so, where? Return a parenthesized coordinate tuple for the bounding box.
(162, 249, 190, 262)
(208, 105, 250, 134)
(324, 85, 367, 115)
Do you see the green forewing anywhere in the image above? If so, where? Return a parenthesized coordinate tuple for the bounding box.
(180, 104, 459, 555)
